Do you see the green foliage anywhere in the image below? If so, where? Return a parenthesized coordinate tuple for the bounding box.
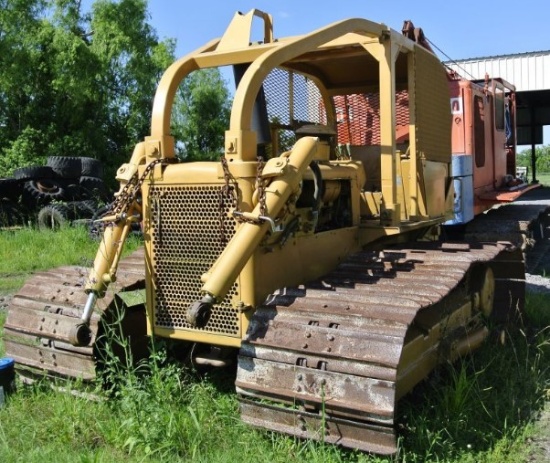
(0, 0, 233, 185)
(517, 145, 550, 174)
(396, 294, 550, 462)
(0, 127, 48, 174)
(0, 0, 175, 184)
(0, 225, 141, 293)
(173, 68, 232, 161)
(89, 0, 175, 154)
(0, 228, 549, 461)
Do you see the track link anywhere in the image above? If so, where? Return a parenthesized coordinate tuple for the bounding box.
(236, 241, 524, 454)
(3, 248, 146, 382)
(458, 188, 550, 255)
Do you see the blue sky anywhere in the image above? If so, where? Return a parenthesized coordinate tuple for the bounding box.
(141, 0, 549, 147)
(81, 1, 550, 146)
(140, 0, 548, 61)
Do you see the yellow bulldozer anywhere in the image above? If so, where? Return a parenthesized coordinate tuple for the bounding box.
(5, 9, 544, 454)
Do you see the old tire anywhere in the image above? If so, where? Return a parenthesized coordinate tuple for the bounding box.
(80, 158, 103, 178)
(60, 182, 84, 201)
(46, 156, 82, 179)
(22, 179, 66, 207)
(0, 178, 23, 201)
(37, 203, 75, 230)
(13, 166, 54, 182)
(79, 176, 107, 200)
(67, 200, 97, 218)
(0, 199, 25, 227)
(88, 203, 111, 240)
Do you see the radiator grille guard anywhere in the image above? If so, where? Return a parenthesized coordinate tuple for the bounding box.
(148, 184, 240, 337)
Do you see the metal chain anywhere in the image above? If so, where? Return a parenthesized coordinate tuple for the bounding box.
(219, 156, 239, 243)
(256, 156, 267, 216)
(220, 156, 239, 208)
(110, 158, 164, 217)
(218, 155, 269, 243)
(233, 156, 268, 225)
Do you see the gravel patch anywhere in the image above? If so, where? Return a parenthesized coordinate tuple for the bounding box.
(529, 402, 550, 463)
(525, 235, 550, 462)
(526, 273, 550, 294)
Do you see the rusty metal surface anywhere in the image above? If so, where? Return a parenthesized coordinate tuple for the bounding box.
(236, 241, 524, 454)
(463, 202, 550, 250)
(4, 248, 145, 381)
(240, 399, 397, 455)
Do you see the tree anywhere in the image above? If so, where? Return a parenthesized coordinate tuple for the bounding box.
(0, 0, 233, 184)
(0, 0, 175, 184)
(172, 68, 232, 161)
(517, 145, 550, 173)
(89, 0, 174, 166)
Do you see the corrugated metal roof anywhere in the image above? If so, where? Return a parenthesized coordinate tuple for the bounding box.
(444, 50, 550, 92)
(445, 49, 550, 64)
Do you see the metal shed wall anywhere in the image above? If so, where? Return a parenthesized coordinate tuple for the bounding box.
(446, 51, 550, 92)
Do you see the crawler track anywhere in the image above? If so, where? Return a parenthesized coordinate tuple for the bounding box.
(459, 188, 550, 253)
(3, 248, 146, 382)
(236, 241, 524, 454)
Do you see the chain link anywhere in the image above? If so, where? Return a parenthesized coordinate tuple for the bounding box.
(109, 158, 165, 217)
(218, 155, 269, 243)
(219, 156, 239, 243)
(220, 156, 239, 208)
(256, 156, 267, 216)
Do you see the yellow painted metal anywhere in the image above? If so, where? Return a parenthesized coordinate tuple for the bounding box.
(476, 267, 495, 317)
(201, 136, 318, 304)
(217, 9, 273, 52)
(361, 191, 382, 217)
(254, 227, 361, 300)
(153, 326, 244, 348)
(407, 52, 420, 218)
(89, 9, 456, 347)
(397, 298, 480, 399)
(229, 19, 386, 161)
(150, 39, 220, 143)
(414, 47, 452, 164)
(85, 143, 147, 297)
(362, 39, 401, 226)
(422, 160, 450, 218)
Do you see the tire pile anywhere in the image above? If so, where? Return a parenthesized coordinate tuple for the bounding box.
(0, 156, 110, 231)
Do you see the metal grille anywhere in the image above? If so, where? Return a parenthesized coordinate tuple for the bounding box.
(333, 91, 410, 146)
(263, 68, 325, 154)
(262, 68, 411, 149)
(149, 185, 240, 336)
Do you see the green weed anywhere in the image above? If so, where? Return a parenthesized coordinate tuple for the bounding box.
(0, 226, 141, 294)
(0, 228, 549, 462)
(396, 293, 550, 462)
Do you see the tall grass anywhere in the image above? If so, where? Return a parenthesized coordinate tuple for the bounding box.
(0, 225, 141, 293)
(397, 323, 549, 462)
(0, 227, 549, 462)
(535, 173, 550, 186)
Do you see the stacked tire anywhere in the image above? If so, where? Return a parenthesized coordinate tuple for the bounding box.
(0, 176, 27, 227)
(45, 156, 107, 202)
(0, 157, 109, 230)
(37, 200, 97, 231)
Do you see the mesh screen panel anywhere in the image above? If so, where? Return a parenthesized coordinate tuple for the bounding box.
(334, 91, 410, 146)
(149, 185, 240, 336)
(263, 68, 325, 154)
(259, 68, 412, 152)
